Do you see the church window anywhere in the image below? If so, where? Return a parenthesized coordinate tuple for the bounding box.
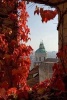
(39, 57, 41, 61)
(36, 57, 38, 61)
(44, 57, 45, 61)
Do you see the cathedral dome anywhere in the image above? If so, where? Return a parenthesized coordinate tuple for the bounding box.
(35, 42, 46, 53)
(35, 41, 47, 64)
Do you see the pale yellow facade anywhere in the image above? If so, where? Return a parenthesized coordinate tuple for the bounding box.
(39, 62, 54, 82)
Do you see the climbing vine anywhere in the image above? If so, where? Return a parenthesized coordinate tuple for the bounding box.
(0, 0, 67, 100)
(0, 0, 32, 99)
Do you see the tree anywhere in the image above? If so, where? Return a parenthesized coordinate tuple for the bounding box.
(0, 0, 32, 98)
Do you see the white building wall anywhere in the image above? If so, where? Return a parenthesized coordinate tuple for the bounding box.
(30, 52, 35, 70)
(35, 53, 46, 62)
(39, 62, 54, 82)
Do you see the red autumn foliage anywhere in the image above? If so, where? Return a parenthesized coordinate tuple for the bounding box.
(0, 0, 32, 99)
(9, 13, 17, 20)
(0, 0, 67, 99)
(34, 6, 58, 22)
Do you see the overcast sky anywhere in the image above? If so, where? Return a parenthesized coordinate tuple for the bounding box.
(26, 3, 58, 52)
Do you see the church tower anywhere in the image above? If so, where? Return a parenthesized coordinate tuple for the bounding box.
(35, 41, 47, 65)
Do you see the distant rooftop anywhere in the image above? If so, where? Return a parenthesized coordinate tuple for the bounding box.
(44, 58, 58, 62)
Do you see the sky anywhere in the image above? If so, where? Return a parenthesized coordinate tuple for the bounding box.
(26, 3, 58, 52)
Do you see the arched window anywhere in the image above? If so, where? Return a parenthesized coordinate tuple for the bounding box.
(44, 57, 45, 61)
(36, 57, 38, 61)
(39, 57, 41, 61)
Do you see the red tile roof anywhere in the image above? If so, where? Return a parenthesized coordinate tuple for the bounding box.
(29, 66, 39, 75)
(27, 74, 39, 87)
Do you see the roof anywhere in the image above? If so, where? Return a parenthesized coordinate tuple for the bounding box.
(28, 66, 39, 87)
(35, 48, 46, 53)
(44, 58, 58, 62)
(35, 42, 46, 53)
(29, 65, 39, 75)
(27, 74, 39, 87)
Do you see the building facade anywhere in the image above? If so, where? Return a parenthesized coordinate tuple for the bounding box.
(39, 58, 58, 82)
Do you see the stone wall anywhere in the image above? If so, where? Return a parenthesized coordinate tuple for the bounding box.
(58, 3, 67, 49)
(39, 62, 54, 82)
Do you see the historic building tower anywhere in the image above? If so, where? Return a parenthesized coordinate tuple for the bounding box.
(35, 41, 47, 65)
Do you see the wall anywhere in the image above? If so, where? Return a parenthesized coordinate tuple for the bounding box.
(39, 62, 54, 82)
(58, 3, 67, 49)
(35, 53, 46, 62)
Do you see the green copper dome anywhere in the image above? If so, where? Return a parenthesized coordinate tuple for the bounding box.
(35, 42, 46, 53)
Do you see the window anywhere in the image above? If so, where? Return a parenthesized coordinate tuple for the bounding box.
(44, 57, 45, 61)
(36, 57, 38, 61)
(39, 57, 41, 61)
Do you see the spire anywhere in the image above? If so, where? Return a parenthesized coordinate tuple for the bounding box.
(39, 41, 45, 49)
